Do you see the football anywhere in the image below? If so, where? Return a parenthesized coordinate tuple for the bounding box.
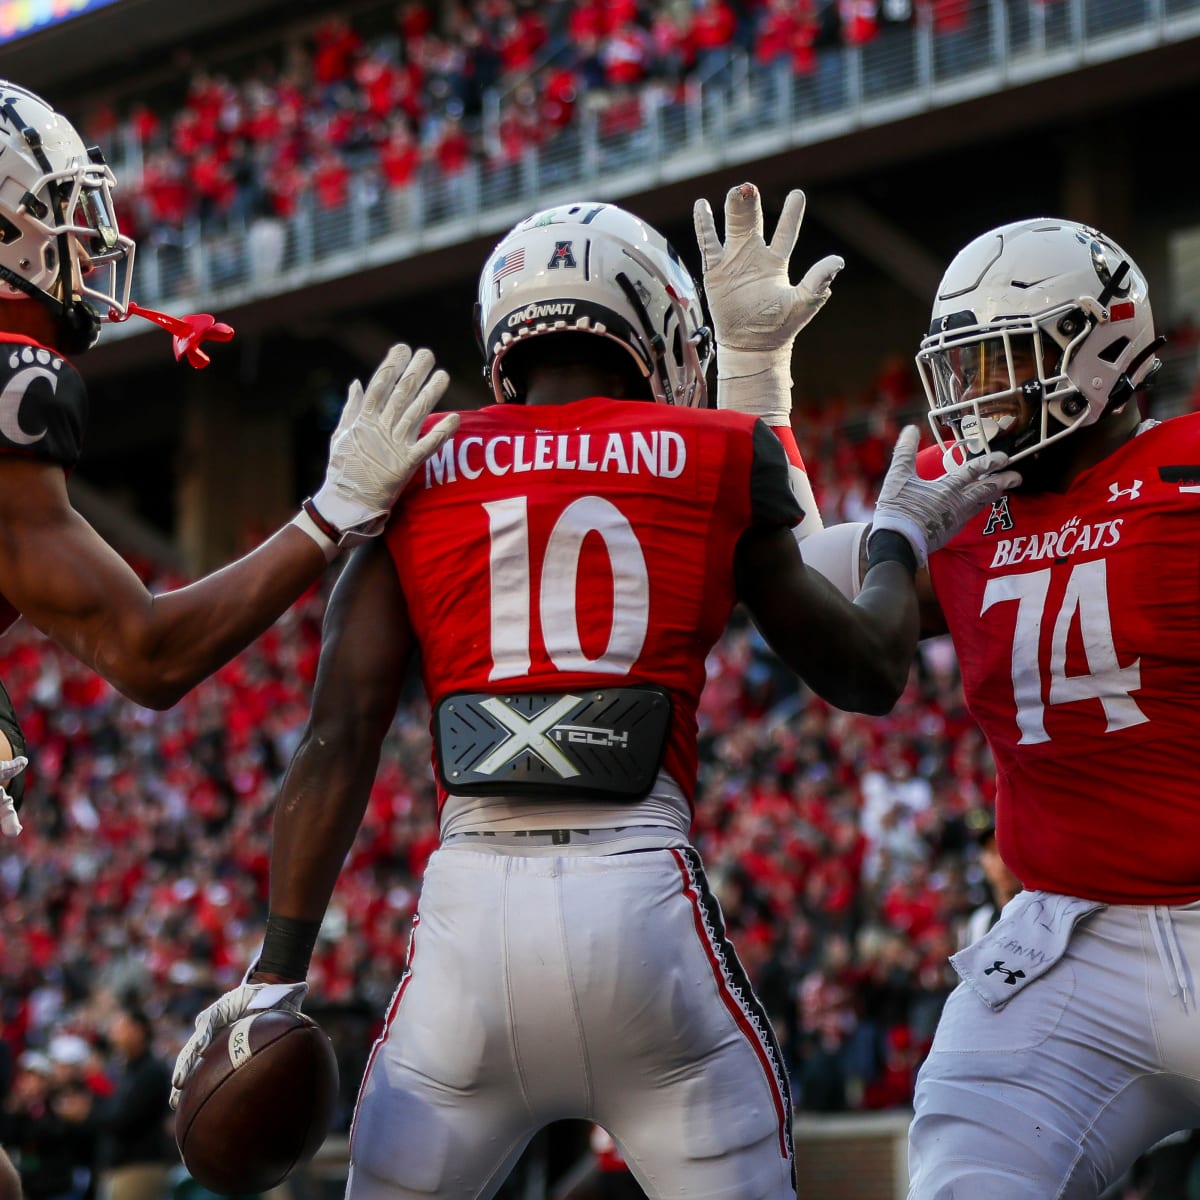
(174, 1009, 340, 1195)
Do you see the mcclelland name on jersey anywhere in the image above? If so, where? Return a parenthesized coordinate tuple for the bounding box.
(423, 430, 688, 488)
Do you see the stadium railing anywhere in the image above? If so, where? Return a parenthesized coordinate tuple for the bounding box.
(110, 0, 1200, 335)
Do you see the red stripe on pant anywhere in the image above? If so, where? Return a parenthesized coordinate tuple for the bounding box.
(668, 848, 791, 1162)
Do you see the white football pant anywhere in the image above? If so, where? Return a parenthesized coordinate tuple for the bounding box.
(345, 841, 795, 1200)
(909, 899, 1200, 1198)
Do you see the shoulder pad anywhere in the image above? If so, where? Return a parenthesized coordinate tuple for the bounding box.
(0, 338, 87, 468)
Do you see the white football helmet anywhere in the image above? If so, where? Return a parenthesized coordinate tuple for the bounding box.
(0, 81, 135, 350)
(917, 218, 1162, 464)
(476, 201, 712, 405)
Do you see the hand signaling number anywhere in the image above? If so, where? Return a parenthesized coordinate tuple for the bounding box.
(693, 183, 843, 356)
(692, 183, 843, 422)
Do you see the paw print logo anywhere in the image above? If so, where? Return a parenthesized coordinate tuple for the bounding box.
(9, 346, 63, 373)
(0, 345, 63, 445)
(1059, 515, 1080, 535)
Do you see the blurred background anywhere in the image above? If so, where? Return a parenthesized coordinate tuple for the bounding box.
(0, 1, 1198, 1198)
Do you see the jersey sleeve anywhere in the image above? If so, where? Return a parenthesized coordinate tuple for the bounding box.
(0, 339, 87, 468)
(749, 418, 804, 528)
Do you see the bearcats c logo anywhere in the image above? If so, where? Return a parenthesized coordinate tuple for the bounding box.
(0, 348, 61, 445)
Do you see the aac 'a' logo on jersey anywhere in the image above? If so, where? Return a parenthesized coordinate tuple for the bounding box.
(547, 240, 577, 269)
(982, 495, 1014, 535)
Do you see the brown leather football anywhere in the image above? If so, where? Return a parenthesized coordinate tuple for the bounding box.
(174, 1009, 339, 1195)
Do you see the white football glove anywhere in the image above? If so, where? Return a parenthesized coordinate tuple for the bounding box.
(169, 977, 308, 1110)
(0, 756, 28, 838)
(869, 426, 1021, 568)
(306, 343, 460, 551)
(693, 182, 844, 422)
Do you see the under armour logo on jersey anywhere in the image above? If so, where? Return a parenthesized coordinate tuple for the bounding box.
(983, 961, 1026, 986)
(0, 346, 61, 446)
(547, 241, 577, 269)
(1108, 479, 1143, 501)
(982, 495, 1014, 535)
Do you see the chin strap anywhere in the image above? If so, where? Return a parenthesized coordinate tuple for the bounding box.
(110, 301, 235, 368)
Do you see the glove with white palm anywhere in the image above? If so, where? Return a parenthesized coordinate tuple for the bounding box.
(300, 343, 459, 558)
(170, 975, 308, 1110)
(0, 755, 27, 838)
(693, 182, 843, 423)
(870, 426, 1022, 568)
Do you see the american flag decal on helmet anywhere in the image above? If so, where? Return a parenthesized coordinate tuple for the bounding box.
(492, 248, 525, 281)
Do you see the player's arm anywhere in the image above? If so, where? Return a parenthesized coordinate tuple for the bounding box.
(738, 425, 1016, 710)
(171, 538, 412, 1108)
(0, 345, 456, 710)
(737, 524, 917, 712)
(0, 461, 329, 707)
(262, 537, 412, 939)
(798, 519, 949, 636)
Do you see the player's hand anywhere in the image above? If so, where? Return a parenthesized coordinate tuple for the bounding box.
(170, 978, 308, 1110)
(308, 343, 460, 549)
(869, 426, 1021, 567)
(693, 182, 843, 421)
(0, 755, 28, 838)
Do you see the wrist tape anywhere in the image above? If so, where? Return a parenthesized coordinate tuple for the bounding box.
(865, 529, 918, 577)
(257, 913, 323, 980)
(292, 502, 340, 562)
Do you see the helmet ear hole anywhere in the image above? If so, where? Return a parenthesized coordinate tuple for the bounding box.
(1097, 337, 1129, 364)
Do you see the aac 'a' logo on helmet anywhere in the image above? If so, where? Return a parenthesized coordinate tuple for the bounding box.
(982, 495, 1014, 535)
(547, 241, 577, 269)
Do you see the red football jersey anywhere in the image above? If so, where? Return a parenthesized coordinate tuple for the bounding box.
(384, 398, 799, 810)
(923, 415, 1200, 903)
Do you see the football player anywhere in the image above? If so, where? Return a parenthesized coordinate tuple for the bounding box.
(170, 198, 1016, 1200)
(0, 78, 459, 837)
(700, 184, 1193, 1198)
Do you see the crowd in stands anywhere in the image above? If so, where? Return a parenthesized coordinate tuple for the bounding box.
(78, 0, 984, 265)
